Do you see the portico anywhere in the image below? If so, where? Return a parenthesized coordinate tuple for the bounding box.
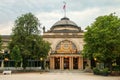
(50, 54, 83, 70)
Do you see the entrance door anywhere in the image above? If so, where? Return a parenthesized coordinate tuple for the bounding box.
(55, 58, 60, 69)
(64, 58, 69, 69)
(73, 58, 78, 69)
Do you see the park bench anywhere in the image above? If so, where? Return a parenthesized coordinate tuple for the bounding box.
(3, 70, 12, 75)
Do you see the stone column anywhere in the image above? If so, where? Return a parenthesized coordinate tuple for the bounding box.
(78, 57, 80, 70)
(61, 57, 64, 70)
(53, 57, 55, 69)
(78, 57, 83, 70)
(69, 57, 71, 70)
(50, 57, 52, 69)
(60, 57, 62, 69)
(71, 57, 73, 69)
(60, 57, 64, 70)
(50, 57, 54, 70)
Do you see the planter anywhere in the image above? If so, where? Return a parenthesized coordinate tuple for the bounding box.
(111, 71, 120, 76)
(101, 72, 109, 76)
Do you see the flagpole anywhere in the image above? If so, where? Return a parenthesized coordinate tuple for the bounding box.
(64, 2, 66, 17)
(63, 1, 66, 17)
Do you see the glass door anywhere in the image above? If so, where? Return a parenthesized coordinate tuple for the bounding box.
(64, 58, 69, 69)
(73, 57, 78, 69)
(55, 57, 60, 69)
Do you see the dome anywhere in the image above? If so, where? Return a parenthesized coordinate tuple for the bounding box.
(49, 17, 82, 33)
(52, 17, 78, 27)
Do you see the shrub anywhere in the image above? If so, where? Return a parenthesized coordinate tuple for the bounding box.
(113, 65, 120, 71)
(112, 65, 120, 76)
(93, 67, 109, 76)
(93, 67, 100, 75)
(101, 68, 109, 76)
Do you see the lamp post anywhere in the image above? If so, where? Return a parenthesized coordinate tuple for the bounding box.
(1, 54, 4, 68)
(40, 57, 43, 69)
(4, 50, 9, 68)
(94, 58, 97, 61)
(94, 57, 97, 67)
(4, 58, 9, 69)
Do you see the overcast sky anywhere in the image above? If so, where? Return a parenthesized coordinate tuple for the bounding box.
(0, 0, 120, 35)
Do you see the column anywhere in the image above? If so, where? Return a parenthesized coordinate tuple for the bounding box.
(60, 57, 64, 70)
(50, 57, 54, 69)
(61, 57, 64, 70)
(60, 57, 62, 69)
(69, 57, 71, 70)
(53, 57, 54, 69)
(50, 57, 52, 69)
(71, 57, 73, 70)
(78, 57, 83, 70)
(78, 57, 80, 70)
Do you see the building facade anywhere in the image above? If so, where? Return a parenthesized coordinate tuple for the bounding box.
(0, 17, 90, 70)
(43, 17, 86, 70)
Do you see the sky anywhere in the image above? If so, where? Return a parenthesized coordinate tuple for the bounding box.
(0, 0, 120, 35)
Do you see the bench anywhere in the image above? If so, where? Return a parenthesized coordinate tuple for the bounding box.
(3, 70, 12, 75)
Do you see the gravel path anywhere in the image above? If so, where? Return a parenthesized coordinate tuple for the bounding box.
(0, 72, 120, 80)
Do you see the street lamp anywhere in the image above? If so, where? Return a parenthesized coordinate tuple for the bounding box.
(40, 57, 43, 61)
(94, 58, 97, 61)
(40, 57, 43, 69)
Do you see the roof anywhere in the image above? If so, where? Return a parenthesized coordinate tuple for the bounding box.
(52, 17, 78, 27)
(1, 35, 11, 39)
(49, 17, 82, 33)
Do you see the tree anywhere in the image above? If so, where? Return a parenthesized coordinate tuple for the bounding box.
(0, 36, 2, 59)
(10, 45, 22, 68)
(83, 13, 120, 70)
(30, 36, 51, 60)
(0, 35, 2, 51)
(9, 13, 51, 69)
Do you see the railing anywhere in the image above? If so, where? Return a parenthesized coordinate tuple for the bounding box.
(0, 60, 44, 69)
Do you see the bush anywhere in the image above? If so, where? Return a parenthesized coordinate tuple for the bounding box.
(111, 65, 120, 76)
(93, 67, 109, 76)
(93, 67, 100, 75)
(113, 65, 120, 71)
(101, 68, 109, 76)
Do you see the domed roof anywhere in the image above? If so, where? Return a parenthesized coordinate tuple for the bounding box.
(49, 17, 82, 33)
(52, 17, 78, 27)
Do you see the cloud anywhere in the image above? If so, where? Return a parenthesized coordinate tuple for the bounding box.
(0, 22, 13, 35)
(0, 0, 120, 35)
(0, 0, 16, 5)
(36, 11, 62, 30)
(36, 6, 120, 31)
(68, 8, 101, 29)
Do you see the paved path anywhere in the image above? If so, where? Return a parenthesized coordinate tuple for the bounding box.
(0, 72, 120, 80)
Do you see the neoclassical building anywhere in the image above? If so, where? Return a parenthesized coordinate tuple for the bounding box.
(0, 17, 90, 70)
(43, 17, 86, 70)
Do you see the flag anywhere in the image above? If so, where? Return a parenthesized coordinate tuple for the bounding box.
(63, 4, 66, 9)
(63, 2, 66, 10)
